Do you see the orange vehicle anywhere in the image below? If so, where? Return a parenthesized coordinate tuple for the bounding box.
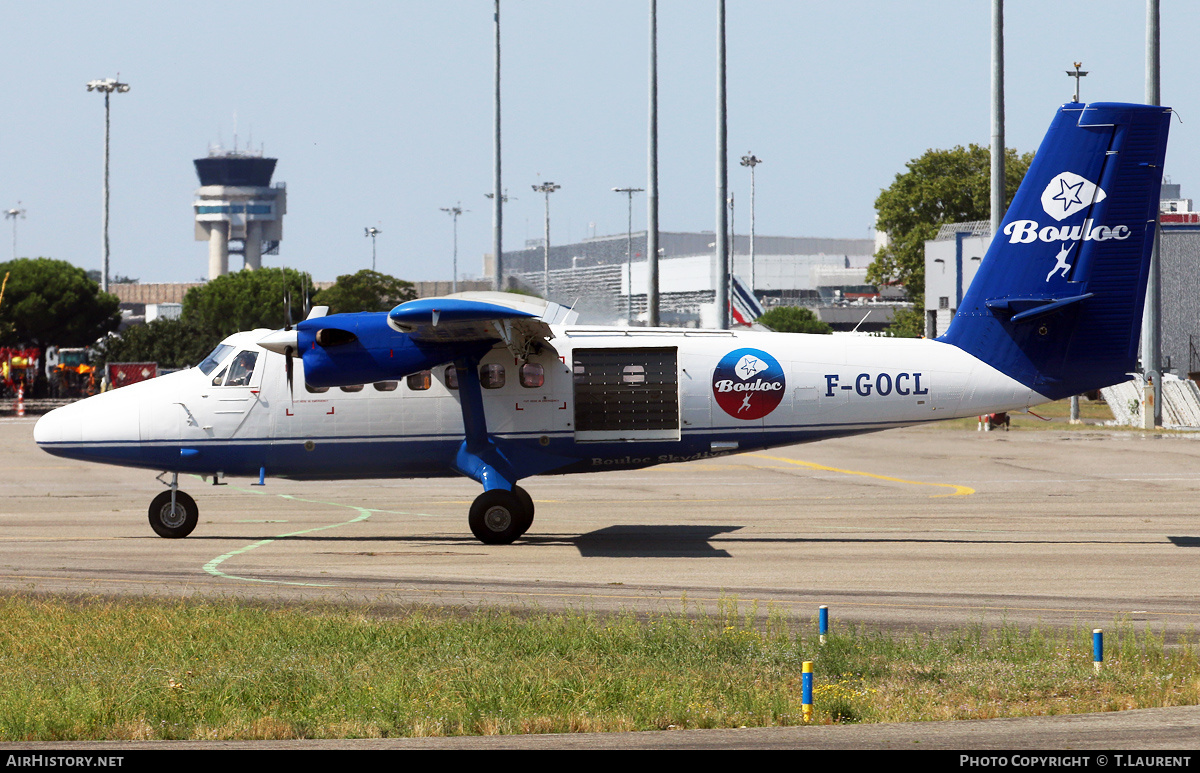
(46, 347, 96, 398)
(0, 347, 40, 398)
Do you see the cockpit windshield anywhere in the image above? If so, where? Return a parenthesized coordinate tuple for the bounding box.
(198, 344, 234, 376)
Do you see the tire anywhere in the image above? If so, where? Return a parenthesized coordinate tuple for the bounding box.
(469, 489, 530, 545)
(148, 490, 199, 539)
(512, 485, 535, 538)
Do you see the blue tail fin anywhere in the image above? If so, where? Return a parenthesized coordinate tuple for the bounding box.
(940, 102, 1171, 399)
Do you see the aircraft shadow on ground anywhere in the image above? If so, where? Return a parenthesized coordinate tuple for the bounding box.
(181, 531, 1195, 555)
(564, 525, 743, 558)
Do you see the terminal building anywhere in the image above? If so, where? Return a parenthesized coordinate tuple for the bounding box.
(489, 231, 902, 329)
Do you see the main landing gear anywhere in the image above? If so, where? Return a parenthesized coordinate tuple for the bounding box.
(468, 485, 535, 545)
(148, 472, 198, 539)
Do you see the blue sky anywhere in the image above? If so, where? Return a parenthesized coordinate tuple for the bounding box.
(1, 1, 1197, 284)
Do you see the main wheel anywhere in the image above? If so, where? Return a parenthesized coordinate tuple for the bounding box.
(512, 485, 535, 538)
(148, 490, 198, 539)
(469, 489, 530, 545)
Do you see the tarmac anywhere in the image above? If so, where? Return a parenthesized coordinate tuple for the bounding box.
(2, 414, 1199, 749)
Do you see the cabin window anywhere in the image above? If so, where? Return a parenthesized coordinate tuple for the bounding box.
(340, 384, 364, 393)
(198, 344, 233, 376)
(373, 381, 399, 392)
(305, 381, 328, 394)
(480, 363, 505, 389)
(444, 365, 459, 390)
(406, 371, 431, 391)
(222, 351, 259, 387)
(621, 364, 646, 385)
(520, 362, 544, 388)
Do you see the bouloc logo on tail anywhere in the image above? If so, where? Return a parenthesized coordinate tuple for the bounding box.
(712, 348, 785, 420)
(1004, 171, 1130, 245)
(1041, 172, 1105, 220)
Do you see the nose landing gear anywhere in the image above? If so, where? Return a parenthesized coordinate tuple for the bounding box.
(148, 472, 198, 538)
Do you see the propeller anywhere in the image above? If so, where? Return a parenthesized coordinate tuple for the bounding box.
(284, 292, 295, 400)
(284, 344, 294, 400)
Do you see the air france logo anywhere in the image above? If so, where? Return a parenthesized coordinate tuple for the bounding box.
(1003, 171, 1131, 247)
(713, 348, 785, 420)
(1040, 172, 1106, 221)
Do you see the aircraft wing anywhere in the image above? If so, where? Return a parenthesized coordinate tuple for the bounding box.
(388, 292, 578, 359)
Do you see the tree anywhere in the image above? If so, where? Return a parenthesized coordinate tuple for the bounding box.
(0, 258, 121, 347)
(867, 144, 1033, 337)
(757, 306, 832, 335)
(96, 317, 217, 369)
(312, 269, 416, 314)
(183, 267, 316, 340)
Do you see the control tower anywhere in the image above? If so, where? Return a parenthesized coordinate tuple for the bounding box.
(193, 148, 287, 278)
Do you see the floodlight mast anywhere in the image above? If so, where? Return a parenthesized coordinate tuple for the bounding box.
(1066, 61, 1088, 103)
(532, 182, 560, 298)
(613, 187, 644, 323)
(364, 227, 382, 271)
(739, 154, 761, 298)
(440, 204, 469, 293)
(86, 77, 130, 294)
(4, 204, 25, 261)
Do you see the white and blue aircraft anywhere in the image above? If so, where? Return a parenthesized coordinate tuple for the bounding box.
(35, 102, 1171, 544)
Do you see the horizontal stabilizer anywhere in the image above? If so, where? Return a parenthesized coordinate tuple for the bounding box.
(985, 293, 1094, 323)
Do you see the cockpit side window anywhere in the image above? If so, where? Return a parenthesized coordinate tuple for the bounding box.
(221, 350, 260, 387)
(198, 344, 234, 376)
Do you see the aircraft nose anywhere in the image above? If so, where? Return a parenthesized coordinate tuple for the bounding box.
(34, 391, 141, 463)
(34, 404, 82, 446)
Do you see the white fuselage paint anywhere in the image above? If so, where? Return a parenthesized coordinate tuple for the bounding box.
(35, 326, 1040, 478)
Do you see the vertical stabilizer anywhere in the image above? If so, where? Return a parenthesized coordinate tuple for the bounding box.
(941, 103, 1170, 399)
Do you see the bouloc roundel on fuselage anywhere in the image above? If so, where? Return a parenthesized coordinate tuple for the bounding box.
(34, 102, 1171, 544)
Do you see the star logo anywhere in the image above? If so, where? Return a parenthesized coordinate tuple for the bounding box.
(734, 354, 768, 381)
(1040, 172, 1106, 221)
(1050, 178, 1085, 212)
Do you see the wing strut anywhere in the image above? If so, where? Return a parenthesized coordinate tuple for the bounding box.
(449, 353, 578, 492)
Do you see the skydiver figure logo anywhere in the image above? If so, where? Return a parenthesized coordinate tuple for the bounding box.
(1046, 243, 1075, 281)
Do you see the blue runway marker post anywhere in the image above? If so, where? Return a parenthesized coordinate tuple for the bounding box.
(252, 466, 266, 486)
(1093, 629, 1103, 674)
(819, 605, 828, 645)
(802, 661, 814, 723)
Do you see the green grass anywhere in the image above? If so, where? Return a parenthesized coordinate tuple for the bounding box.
(0, 594, 1196, 740)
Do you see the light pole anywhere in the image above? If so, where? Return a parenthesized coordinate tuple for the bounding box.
(1067, 61, 1088, 103)
(86, 76, 130, 294)
(440, 203, 469, 293)
(4, 203, 25, 261)
(739, 153, 761, 295)
(532, 182, 560, 298)
(364, 226, 381, 271)
(715, 0, 729, 329)
(485, 190, 514, 286)
(613, 187, 644, 322)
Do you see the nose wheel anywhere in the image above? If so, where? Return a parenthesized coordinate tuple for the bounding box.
(148, 490, 198, 538)
(468, 485, 535, 544)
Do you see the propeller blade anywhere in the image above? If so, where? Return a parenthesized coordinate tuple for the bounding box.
(284, 345, 294, 400)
